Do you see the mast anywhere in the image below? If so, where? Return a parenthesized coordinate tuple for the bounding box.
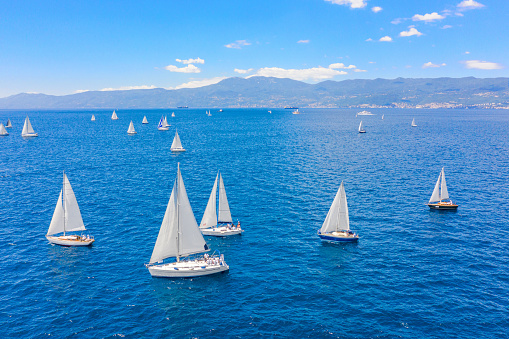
(62, 170, 66, 236)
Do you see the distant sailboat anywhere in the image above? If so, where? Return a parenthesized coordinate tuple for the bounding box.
(127, 121, 137, 135)
(142, 116, 148, 124)
(157, 116, 169, 131)
(163, 116, 170, 128)
(427, 167, 458, 210)
(317, 181, 359, 242)
(46, 171, 94, 246)
(21, 116, 38, 137)
(111, 110, 118, 120)
(411, 118, 417, 127)
(146, 164, 229, 278)
(268, 110, 272, 114)
(206, 110, 212, 116)
(200, 172, 243, 237)
(382, 114, 384, 120)
(358, 121, 366, 133)
(292, 109, 300, 114)
(6, 119, 13, 128)
(171, 130, 185, 152)
(91, 115, 96, 121)
(0, 123, 8, 136)
(171, 112, 175, 117)
(219, 109, 223, 112)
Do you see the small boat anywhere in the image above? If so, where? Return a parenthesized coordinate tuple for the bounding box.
(142, 116, 148, 124)
(171, 130, 186, 152)
(411, 118, 417, 127)
(91, 115, 96, 121)
(358, 121, 366, 133)
(427, 167, 458, 210)
(111, 110, 118, 120)
(6, 119, 12, 128)
(206, 110, 212, 116)
(219, 109, 223, 112)
(268, 110, 272, 114)
(382, 114, 384, 120)
(21, 116, 38, 137)
(357, 110, 374, 116)
(171, 112, 175, 117)
(0, 123, 9, 136)
(157, 116, 169, 131)
(292, 109, 300, 115)
(318, 181, 359, 242)
(127, 121, 137, 135)
(46, 171, 94, 246)
(177, 106, 188, 109)
(200, 172, 243, 237)
(146, 164, 229, 278)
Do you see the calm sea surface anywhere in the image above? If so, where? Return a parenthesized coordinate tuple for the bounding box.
(1, 108, 508, 338)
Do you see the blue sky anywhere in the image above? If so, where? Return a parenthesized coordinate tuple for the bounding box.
(1, 0, 507, 97)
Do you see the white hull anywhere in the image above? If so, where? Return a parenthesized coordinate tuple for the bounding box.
(171, 147, 186, 152)
(22, 133, 38, 137)
(148, 259, 229, 278)
(46, 235, 94, 247)
(128, 131, 137, 135)
(201, 226, 243, 237)
(158, 127, 169, 131)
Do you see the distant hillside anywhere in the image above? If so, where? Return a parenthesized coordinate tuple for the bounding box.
(1, 76, 508, 109)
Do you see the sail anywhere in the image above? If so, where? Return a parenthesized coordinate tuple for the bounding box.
(0, 123, 8, 135)
(63, 174, 86, 232)
(150, 181, 179, 263)
(320, 181, 350, 233)
(158, 116, 164, 128)
(358, 121, 364, 132)
(6, 119, 12, 128)
(412, 118, 417, 126)
(47, 191, 65, 235)
(22, 117, 35, 135)
(218, 174, 232, 223)
(176, 165, 209, 256)
(200, 174, 218, 229)
(111, 111, 118, 120)
(91, 115, 95, 121)
(142, 116, 148, 124)
(127, 121, 136, 134)
(429, 172, 441, 203)
(163, 116, 170, 127)
(171, 131, 183, 149)
(440, 167, 449, 200)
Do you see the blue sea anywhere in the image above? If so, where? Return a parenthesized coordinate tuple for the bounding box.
(1, 108, 508, 338)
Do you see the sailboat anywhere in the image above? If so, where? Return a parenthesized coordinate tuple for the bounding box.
(111, 110, 118, 120)
(46, 171, 94, 246)
(171, 130, 185, 152)
(358, 121, 366, 133)
(382, 114, 384, 120)
(411, 118, 417, 127)
(163, 116, 170, 128)
(292, 109, 300, 114)
(127, 121, 137, 134)
(157, 116, 169, 131)
(0, 123, 8, 136)
(206, 110, 212, 116)
(200, 172, 243, 237)
(142, 116, 148, 124)
(427, 167, 458, 210)
(318, 181, 359, 242)
(6, 119, 12, 128)
(171, 112, 175, 117)
(91, 115, 96, 121)
(21, 116, 38, 137)
(146, 164, 229, 278)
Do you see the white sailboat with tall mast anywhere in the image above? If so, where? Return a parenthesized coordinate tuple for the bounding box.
(163, 116, 170, 128)
(411, 118, 417, 127)
(111, 110, 118, 120)
(0, 123, 8, 136)
(358, 121, 366, 133)
(142, 116, 148, 124)
(91, 115, 96, 121)
(318, 181, 359, 242)
(127, 121, 137, 134)
(157, 116, 169, 131)
(6, 119, 12, 128)
(21, 116, 38, 137)
(171, 112, 175, 117)
(200, 172, 243, 236)
(146, 164, 229, 278)
(171, 130, 186, 152)
(46, 171, 94, 246)
(427, 167, 458, 210)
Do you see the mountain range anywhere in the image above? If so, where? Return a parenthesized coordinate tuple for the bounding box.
(1, 76, 508, 109)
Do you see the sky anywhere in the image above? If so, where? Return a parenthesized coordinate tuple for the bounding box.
(0, 0, 507, 97)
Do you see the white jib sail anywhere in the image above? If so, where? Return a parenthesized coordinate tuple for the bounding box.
(47, 191, 65, 236)
(127, 121, 136, 134)
(429, 172, 441, 203)
(0, 123, 8, 135)
(171, 131, 183, 149)
(320, 181, 350, 233)
(200, 174, 218, 229)
(440, 167, 449, 201)
(218, 174, 233, 223)
(22, 117, 35, 135)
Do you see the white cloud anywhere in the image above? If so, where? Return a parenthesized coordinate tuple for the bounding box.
(371, 6, 382, 13)
(176, 58, 205, 64)
(324, 0, 366, 9)
(391, 18, 404, 24)
(329, 63, 356, 69)
(251, 65, 348, 81)
(366, 38, 373, 41)
(400, 27, 423, 37)
(464, 51, 470, 54)
(422, 62, 446, 68)
(234, 68, 254, 74)
(297, 40, 310, 44)
(369, 61, 376, 64)
(457, 0, 485, 11)
(412, 12, 445, 22)
(225, 40, 251, 49)
(379, 36, 393, 42)
(442, 25, 453, 29)
(172, 77, 227, 90)
(164, 64, 201, 73)
(75, 89, 89, 93)
(463, 60, 503, 70)
(100, 85, 157, 91)
(354, 69, 367, 72)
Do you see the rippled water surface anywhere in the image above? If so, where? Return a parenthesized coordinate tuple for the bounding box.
(1, 108, 508, 338)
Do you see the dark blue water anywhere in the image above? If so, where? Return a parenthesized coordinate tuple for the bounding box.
(1, 108, 508, 338)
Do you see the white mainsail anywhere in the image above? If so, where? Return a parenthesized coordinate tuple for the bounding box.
(429, 167, 450, 203)
(91, 115, 96, 121)
(163, 116, 170, 127)
(127, 121, 136, 134)
(142, 116, 148, 124)
(111, 110, 118, 120)
(440, 168, 449, 200)
(171, 112, 175, 117)
(21, 117, 37, 136)
(47, 173, 86, 236)
(358, 121, 364, 132)
(200, 174, 218, 229)
(411, 118, 417, 127)
(218, 174, 232, 223)
(320, 181, 350, 234)
(0, 123, 8, 136)
(171, 130, 184, 150)
(6, 119, 12, 128)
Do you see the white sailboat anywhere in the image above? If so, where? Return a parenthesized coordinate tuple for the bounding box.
(206, 110, 212, 116)
(127, 121, 137, 134)
(46, 172, 94, 246)
(171, 112, 175, 117)
(411, 118, 417, 127)
(171, 130, 185, 152)
(318, 181, 359, 242)
(146, 164, 229, 278)
(0, 123, 9, 136)
(142, 116, 148, 124)
(427, 167, 458, 210)
(111, 110, 118, 120)
(157, 116, 169, 131)
(91, 115, 96, 121)
(382, 114, 384, 120)
(292, 109, 300, 114)
(21, 116, 38, 137)
(6, 119, 12, 128)
(358, 121, 366, 133)
(200, 172, 243, 237)
(163, 116, 170, 128)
